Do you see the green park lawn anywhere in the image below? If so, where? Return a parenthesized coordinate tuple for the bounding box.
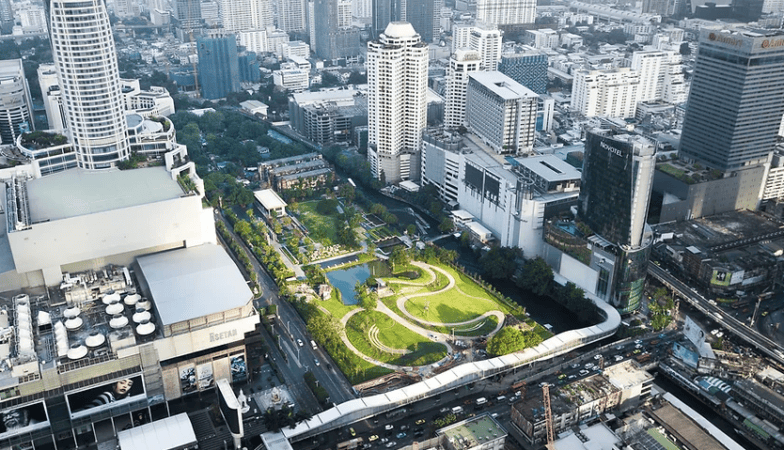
(346, 310, 447, 366)
(292, 201, 339, 245)
(318, 288, 359, 319)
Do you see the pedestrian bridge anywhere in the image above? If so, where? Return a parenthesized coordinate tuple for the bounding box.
(261, 283, 621, 449)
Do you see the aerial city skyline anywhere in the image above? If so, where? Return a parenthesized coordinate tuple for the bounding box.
(0, 0, 782, 449)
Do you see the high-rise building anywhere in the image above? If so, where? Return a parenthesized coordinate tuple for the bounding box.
(571, 68, 640, 119)
(445, 49, 481, 130)
(371, 0, 404, 38)
(575, 129, 655, 312)
(469, 23, 502, 71)
(0, 59, 33, 146)
(367, 22, 428, 184)
(197, 34, 240, 99)
(353, 0, 372, 18)
(465, 71, 538, 155)
(476, 0, 535, 27)
(0, 0, 13, 33)
(220, 0, 273, 32)
(499, 47, 548, 95)
(407, 0, 441, 43)
(38, 63, 66, 131)
(630, 49, 687, 105)
(279, 0, 308, 32)
(173, 0, 202, 30)
(314, 0, 361, 60)
(680, 29, 784, 172)
(50, 0, 129, 170)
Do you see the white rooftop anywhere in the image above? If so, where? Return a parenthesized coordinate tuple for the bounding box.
(254, 189, 287, 210)
(554, 423, 620, 450)
(517, 155, 582, 183)
(117, 413, 197, 450)
(136, 244, 253, 326)
(384, 21, 417, 38)
(26, 167, 183, 223)
(469, 71, 538, 101)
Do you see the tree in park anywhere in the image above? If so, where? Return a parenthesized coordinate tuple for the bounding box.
(516, 257, 553, 296)
(486, 326, 543, 356)
(479, 246, 521, 280)
(439, 218, 454, 233)
(406, 224, 417, 236)
(389, 247, 409, 271)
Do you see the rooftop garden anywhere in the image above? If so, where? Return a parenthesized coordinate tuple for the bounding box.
(656, 156, 723, 185)
(20, 131, 68, 149)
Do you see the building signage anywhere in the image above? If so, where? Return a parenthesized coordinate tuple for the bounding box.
(761, 38, 784, 49)
(209, 329, 238, 343)
(600, 141, 625, 157)
(708, 32, 742, 47)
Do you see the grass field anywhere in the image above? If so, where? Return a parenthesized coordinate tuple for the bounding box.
(346, 310, 447, 366)
(319, 288, 358, 318)
(293, 201, 339, 245)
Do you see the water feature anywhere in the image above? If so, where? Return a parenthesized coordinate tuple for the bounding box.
(324, 261, 392, 305)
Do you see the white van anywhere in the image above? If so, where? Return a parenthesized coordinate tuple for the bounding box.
(311, 340, 318, 350)
(475, 397, 487, 406)
(451, 406, 464, 415)
(496, 395, 507, 402)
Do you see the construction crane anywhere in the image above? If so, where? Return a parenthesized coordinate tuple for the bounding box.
(543, 383, 555, 450)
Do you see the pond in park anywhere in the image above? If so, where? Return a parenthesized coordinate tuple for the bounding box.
(324, 261, 391, 305)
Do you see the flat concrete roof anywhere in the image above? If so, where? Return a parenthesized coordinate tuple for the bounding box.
(26, 167, 183, 223)
(469, 71, 538, 101)
(437, 414, 506, 450)
(0, 182, 15, 274)
(517, 155, 582, 183)
(136, 244, 253, 326)
(254, 189, 287, 210)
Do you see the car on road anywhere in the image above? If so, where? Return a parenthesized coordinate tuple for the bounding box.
(415, 419, 426, 425)
(386, 442, 397, 448)
(297, 339, 304, 347)
(593, 354, 602, 360)
(579, 369, 589, 376)
(369, 435, 379, 442)
(634, 339, 643, 345)
(349, 428, 356, 437)
(380, 438, 388, 444)
(384, 424, 394, 431)
(396, 432, 407, 439)
(615, 355, 623, 362)
(315, 359, 320, 366)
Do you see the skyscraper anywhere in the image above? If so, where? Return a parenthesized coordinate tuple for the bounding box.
(367, 22, 428, 184)
(445, 49, 481, 130)
(371, 0, 404, 38)
(578, 129, 656, 312)
(465, 71, 538, 155)
(314, 0, 360, 60)
(406, 0, 441, 43)
(498, 47, 548, 95)
(0, 59, 33, 145)
(197, 34, 240, 99)
(279, 0, 308, 32)
(49, 0, 129, 170)
(469, 23, 502, 71)
(476, 0, 535, 27)
(173, 0, 202, 30)
(680, 29, 784, 172)
(220, 0, 273, 32)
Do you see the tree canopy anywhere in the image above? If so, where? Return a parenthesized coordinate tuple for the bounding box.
(486, 326, 543, 356)
(516, 257, 553, 296)
(480, 247, 522, 280)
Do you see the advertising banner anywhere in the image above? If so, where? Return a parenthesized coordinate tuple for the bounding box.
(0, 402, 48, 436)
(197, 362, 215, 391)
(179, 365, 197, 395)
(230, 355, 247, 383)
(67, 375, 144, 416)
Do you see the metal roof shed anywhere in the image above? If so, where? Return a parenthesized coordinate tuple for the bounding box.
(117, 413, 197, 450)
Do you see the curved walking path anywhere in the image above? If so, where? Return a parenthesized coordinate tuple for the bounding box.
(329, 261, 505, 371)
(394, 262, 505, 331)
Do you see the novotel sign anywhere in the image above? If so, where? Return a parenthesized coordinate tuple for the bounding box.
(600, 141, 625, 157)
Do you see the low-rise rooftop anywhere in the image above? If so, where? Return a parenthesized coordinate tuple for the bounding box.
(437, 414, 506, 450)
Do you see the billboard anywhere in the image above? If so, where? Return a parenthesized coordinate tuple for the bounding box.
(179, 365, 198, 395)
(197, 362, 215, 391)
(230, 355, 247, 383)
(711, 270, 731, 287)
(0, 402, 48, 437)
(67, 375, 144, 416)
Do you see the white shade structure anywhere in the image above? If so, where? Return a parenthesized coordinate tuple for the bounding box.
(54, 321, 69, 357)
(106, 303, 124, 316)
(136, 320, 155, 336)
(66, 343, 88, 360)
(132, 309, 151, 323)
(102, 293, 121, 305)
(136, 300, 152, 311)
(64, 307, 81, 319)
(109, 315, 129, 329)
(85, 332, 106, 348)
(65, 317, 83, 331)
(124, 294, 141, 306)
